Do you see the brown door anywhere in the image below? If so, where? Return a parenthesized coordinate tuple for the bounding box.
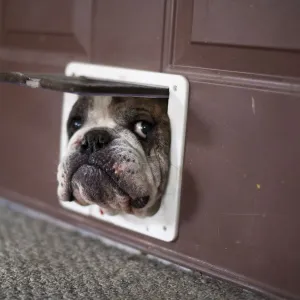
(0, 1, 300, 299)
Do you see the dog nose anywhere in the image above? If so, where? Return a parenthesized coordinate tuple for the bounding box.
(80, 129, 112, 153)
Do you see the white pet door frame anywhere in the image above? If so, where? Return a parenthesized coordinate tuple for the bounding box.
(60, 62, 189, 242)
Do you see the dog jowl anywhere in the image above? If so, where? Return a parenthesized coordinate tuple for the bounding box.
(57, 96, 171, 217)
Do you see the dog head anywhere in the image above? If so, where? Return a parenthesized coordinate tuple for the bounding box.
(57, 95, 170, 217)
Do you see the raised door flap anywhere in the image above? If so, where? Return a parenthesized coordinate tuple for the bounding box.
(0, 72, 169, 98)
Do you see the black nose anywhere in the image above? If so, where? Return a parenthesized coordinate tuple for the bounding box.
(80, 129, 112, 153)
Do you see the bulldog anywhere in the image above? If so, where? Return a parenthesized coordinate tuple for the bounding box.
(57, 95, 171, 217)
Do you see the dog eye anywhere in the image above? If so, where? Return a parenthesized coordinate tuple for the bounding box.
(134, 121, 153, 139)
(70, 116, 83, 130)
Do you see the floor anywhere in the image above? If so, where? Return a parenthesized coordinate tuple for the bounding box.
(0, 201, 270, 300)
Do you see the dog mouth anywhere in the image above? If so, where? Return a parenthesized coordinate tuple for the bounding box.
(68, 162, 150, 210)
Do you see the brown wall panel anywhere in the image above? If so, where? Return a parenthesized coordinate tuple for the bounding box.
(92, 0, 166, 71)
(1, 0, 92, 55)
(0, 61, 62, 206)
(174, 0, 300, 77)
(192, 0, 300, 50)
(177, 83, 300, 298)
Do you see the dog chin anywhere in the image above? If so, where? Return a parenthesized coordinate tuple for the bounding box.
(69, 163, 153, 216)
(71, 164, 130, 210)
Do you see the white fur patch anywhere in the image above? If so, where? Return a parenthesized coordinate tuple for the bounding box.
(57, 162, 68, 201)
(87, 96, 117, 128)
(66, 96, 117, 154)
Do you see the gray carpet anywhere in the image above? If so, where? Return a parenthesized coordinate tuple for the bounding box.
(0, 202, 270, 300)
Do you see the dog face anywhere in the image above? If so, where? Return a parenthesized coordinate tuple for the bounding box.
(57, 95, 170, 217)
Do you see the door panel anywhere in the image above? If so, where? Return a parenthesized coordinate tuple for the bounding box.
(192, 0, 300, 50)
(178, 84, 300, 297)
(92, 0, 166, 71)
(0, 61, 63, 207)
(1, 0, 92, 55)
(174, 0, 300, 77)
(0, 0, 93, 217)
